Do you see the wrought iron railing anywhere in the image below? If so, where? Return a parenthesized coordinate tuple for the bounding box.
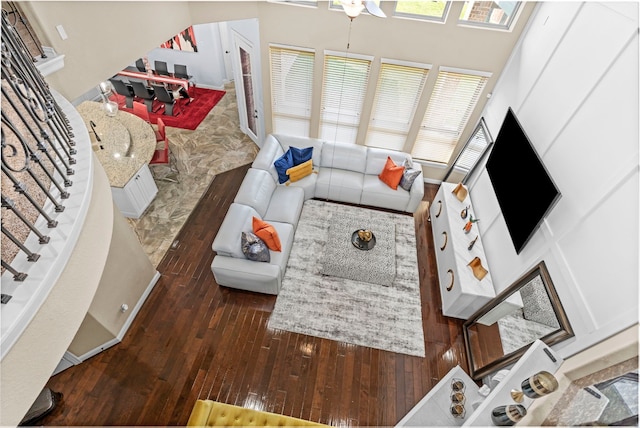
(0, 8, 97, 360)
(1, 12, 76, 284)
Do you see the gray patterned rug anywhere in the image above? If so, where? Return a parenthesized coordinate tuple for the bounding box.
(268, 199, 426, 357)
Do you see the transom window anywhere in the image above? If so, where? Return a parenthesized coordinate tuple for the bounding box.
(329, 0, 382, 15)
(394, 1, 450, 22)
(459, 1, 521, 30)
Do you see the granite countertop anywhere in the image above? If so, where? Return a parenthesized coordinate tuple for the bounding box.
(77, 101, 156, 188)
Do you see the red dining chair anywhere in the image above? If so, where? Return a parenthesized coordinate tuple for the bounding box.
(132, 101, 150, 123)
(150, 137, 169, 165)
(154, 117, 166, 142)
(149, 136, 179, 182)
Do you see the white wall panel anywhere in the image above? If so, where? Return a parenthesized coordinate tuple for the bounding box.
(519, 2, 638, 154)
(472, 2, 639, 359)
(487, 2, 582, 123)
(544, 34, 639, 234)
(556, 170, 639, 329)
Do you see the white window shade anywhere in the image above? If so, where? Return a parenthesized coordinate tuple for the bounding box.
(270, 45, 315, 136)
(455, 120, 490, 171)
(319, 53, 372, 144)
(412, 68, 490, 164)
(366, 61, 429, 151)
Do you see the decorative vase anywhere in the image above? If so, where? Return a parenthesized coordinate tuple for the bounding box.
(357, 229, 372, 242)
(468, 257, 488, 280)
(452, 183, 468, 202)
(461, 205, 469, 219)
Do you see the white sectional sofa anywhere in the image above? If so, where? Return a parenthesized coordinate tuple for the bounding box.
(211, 134, 424, 295)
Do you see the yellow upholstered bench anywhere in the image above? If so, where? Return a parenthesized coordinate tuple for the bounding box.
(186, 399, 326, 427)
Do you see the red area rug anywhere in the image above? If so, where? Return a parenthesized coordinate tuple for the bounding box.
(112, 87, 225, 130)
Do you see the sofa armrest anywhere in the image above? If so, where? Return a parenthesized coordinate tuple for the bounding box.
(406, 171, 425, 213)
(251, 134, 284, 182)
(211, 255, 282, 295)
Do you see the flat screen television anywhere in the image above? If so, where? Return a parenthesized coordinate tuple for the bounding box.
(485, 108, 561, 254)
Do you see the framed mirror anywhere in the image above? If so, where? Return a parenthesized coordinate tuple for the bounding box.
(463, 261, 574, 380)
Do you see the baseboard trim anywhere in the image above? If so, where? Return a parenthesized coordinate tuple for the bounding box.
(117, 270, 161, 342)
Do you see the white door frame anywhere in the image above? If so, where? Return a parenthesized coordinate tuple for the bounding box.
(230, 29, 263, 145)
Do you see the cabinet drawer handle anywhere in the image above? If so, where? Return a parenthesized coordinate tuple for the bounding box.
(440, 231, 448, 251)
(446, 269, 454, 291)
(435, 200, 442, 218)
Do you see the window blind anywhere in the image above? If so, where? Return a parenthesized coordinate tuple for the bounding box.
(365, 61, 429, 151)
(319, 53, 372, 144)
(455, 121, 491, 171)
(269, 45, 315, 136)
(411, 68, 490, 164)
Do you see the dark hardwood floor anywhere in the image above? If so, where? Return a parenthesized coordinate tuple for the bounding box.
(41, 164, 468, 426)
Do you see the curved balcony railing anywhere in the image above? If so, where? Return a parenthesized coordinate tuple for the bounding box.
(1, 13, 94, 359)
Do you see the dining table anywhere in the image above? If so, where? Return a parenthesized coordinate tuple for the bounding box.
(117, 69, 192, 93)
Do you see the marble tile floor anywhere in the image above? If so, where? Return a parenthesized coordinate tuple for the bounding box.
(127, 83, 259, 268)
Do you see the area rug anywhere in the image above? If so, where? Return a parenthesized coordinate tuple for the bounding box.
(112, 87, 225, 130)
(268, 199, 426, 357)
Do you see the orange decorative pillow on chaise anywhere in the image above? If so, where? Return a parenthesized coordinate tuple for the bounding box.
(252, 217, 282, 251)
(378, 156, 405, 190)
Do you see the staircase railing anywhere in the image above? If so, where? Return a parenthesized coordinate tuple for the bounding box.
(1, 12, 94, 359)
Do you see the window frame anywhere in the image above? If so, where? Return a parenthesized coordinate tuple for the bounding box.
(457, 1, 522, 31)
(393, 1, 451, 23)
(268, 0, 318, 8)
(444, 117, 493, 183)
(269, 44, 316, 137)
(319, 50, 373, 144)
(410, 66, 492, 165)
(365, 58, 431, 151)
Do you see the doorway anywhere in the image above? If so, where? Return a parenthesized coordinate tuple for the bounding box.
(231, 30, 262, 145)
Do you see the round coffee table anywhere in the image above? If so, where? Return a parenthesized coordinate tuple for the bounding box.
(351, 229, 376, 251)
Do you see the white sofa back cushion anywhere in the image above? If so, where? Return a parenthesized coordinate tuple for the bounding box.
(234, 168, 276, 217)
(212, 203, 259, 258)
(320, 141, 368, 173)
(273, 134, 324, 166)
(365, 147, 411, 175)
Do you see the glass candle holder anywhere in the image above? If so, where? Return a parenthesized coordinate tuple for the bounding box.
(451, 378, 466, 393)
(491, 404, 526, 426)
(521, 370, 558, 399)
(450, 390, 465, 404)
(450, 402, 466, 419)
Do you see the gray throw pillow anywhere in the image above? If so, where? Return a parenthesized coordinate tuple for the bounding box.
(241, 232, 270, 262)
(400, 167, 421, 191)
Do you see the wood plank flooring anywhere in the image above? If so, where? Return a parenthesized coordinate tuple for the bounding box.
(41, 164, 469, 426)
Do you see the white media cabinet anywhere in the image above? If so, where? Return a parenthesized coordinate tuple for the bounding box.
(429, 182, 496, 319)
(396, 340, 564, 426)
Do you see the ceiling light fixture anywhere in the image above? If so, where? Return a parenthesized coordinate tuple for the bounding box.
(340, 0, 386, 21)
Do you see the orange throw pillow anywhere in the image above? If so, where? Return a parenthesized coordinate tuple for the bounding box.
(252, 217, 282, 252)
(378, 156, 405, 190)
